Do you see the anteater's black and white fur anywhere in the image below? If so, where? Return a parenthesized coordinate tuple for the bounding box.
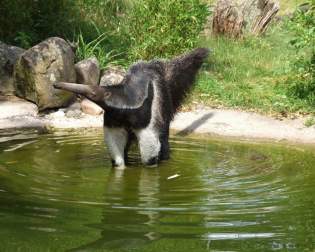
(54, 48, 209, 168)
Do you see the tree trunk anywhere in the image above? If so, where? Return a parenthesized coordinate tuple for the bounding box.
(212, 0, 280, 38)
(251, 0, 280, 35)
(212, 0, 244, 38)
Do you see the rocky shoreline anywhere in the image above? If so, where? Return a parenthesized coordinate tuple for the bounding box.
(0, 37, 121, 130)
(1, 97, 315, 145)
(0, 97, 102, 130)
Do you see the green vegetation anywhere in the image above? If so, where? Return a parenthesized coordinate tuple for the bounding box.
(75, 32, 125, 68)
(284, 2, 315, 107)
(304, 116, 315, 127)
(194, 22, 314, 115)
(0, 0, 208, 65)
(194, 0, 315, 116)
(118, 0, 209, 61)
(0, 0, 314, 116)
(0, 0, 83, 48)
(280, 0, 307, 14)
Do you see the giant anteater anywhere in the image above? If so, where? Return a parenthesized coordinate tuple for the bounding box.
(54, 48, 209, 168)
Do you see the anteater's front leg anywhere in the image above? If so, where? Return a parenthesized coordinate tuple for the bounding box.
(104, 127, 128, 169)
(159, 124, 170, 161)
(135, 127, 161, 166)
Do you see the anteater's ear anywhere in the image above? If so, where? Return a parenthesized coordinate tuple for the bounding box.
(102, 72, 152, 110)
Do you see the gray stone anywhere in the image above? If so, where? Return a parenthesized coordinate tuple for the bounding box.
(100, 67, 125, 86)
(81, 98, 103, 115)
(14, 37, 76, 111)
(64, 101, 81, 112)
(75, 57, 100, 85)
(49, 110, 65, 118)
(0, 42, 25, 95)
(65, 109, 82, 119)
(0, 97, 38, 119)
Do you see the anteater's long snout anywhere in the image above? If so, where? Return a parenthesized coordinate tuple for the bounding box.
(53, 82, 96, 97)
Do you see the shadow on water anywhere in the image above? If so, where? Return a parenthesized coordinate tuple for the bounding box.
(0, 129, 315, 251)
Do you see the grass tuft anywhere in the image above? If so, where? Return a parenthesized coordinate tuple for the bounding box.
(304, 117, 315, 127)
(75, 32, 126, 68)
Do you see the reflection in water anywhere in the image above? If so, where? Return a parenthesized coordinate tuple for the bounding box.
(138, 169, 160, 240)
(72, 168, 162, 251)
(0, 129, 315, 251)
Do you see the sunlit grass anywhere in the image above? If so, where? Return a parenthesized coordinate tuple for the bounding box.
(193, 22, 314, 115)
(279, 0, 305, 14)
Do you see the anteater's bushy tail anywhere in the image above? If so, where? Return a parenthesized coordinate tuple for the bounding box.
(165, 48, 210, 113)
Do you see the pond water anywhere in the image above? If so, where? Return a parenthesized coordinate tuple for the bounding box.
(0, 129, 314, 252)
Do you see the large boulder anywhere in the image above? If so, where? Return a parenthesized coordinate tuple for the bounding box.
(75, 57, 100, 85)
(0, 42, 25, 95)
(14, 37, 76, 110)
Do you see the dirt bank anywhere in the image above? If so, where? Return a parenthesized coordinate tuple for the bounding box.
(1, 99, 315, 145)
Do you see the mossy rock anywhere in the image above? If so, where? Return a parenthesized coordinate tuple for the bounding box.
(0, 42, 25, 95)
(14, 37, 76, 110)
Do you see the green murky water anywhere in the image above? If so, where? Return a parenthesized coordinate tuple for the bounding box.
(0, 129, 315, 252)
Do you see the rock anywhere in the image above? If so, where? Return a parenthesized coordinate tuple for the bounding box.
(63, 101, 81, 112)
(100, 67, 125, 86)
(0, 116, 46, 130)
(81, 98, 103, 115)
(0, 42, 25, 95)
(59, 101, 82, 118)
(65, 109, 82, 119)
(0, 97, 38, 119)
(75, 57, 100, 85)
(14, 37, 76, 111)
(49, 110, 65, 118)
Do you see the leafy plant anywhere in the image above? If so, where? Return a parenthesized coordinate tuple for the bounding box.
(119, 0, 209, 61)
(0, 0, 83, 47)
(75, 32, 126, 68)
(1, 0, 209, 66)
(285, 1, 315, 104)
(14, 32, 33, 49)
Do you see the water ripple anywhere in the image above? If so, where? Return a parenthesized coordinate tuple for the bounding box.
(0, 130, 314, 251)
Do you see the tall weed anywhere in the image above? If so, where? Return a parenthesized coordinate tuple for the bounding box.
(75, 32, 125, 68)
